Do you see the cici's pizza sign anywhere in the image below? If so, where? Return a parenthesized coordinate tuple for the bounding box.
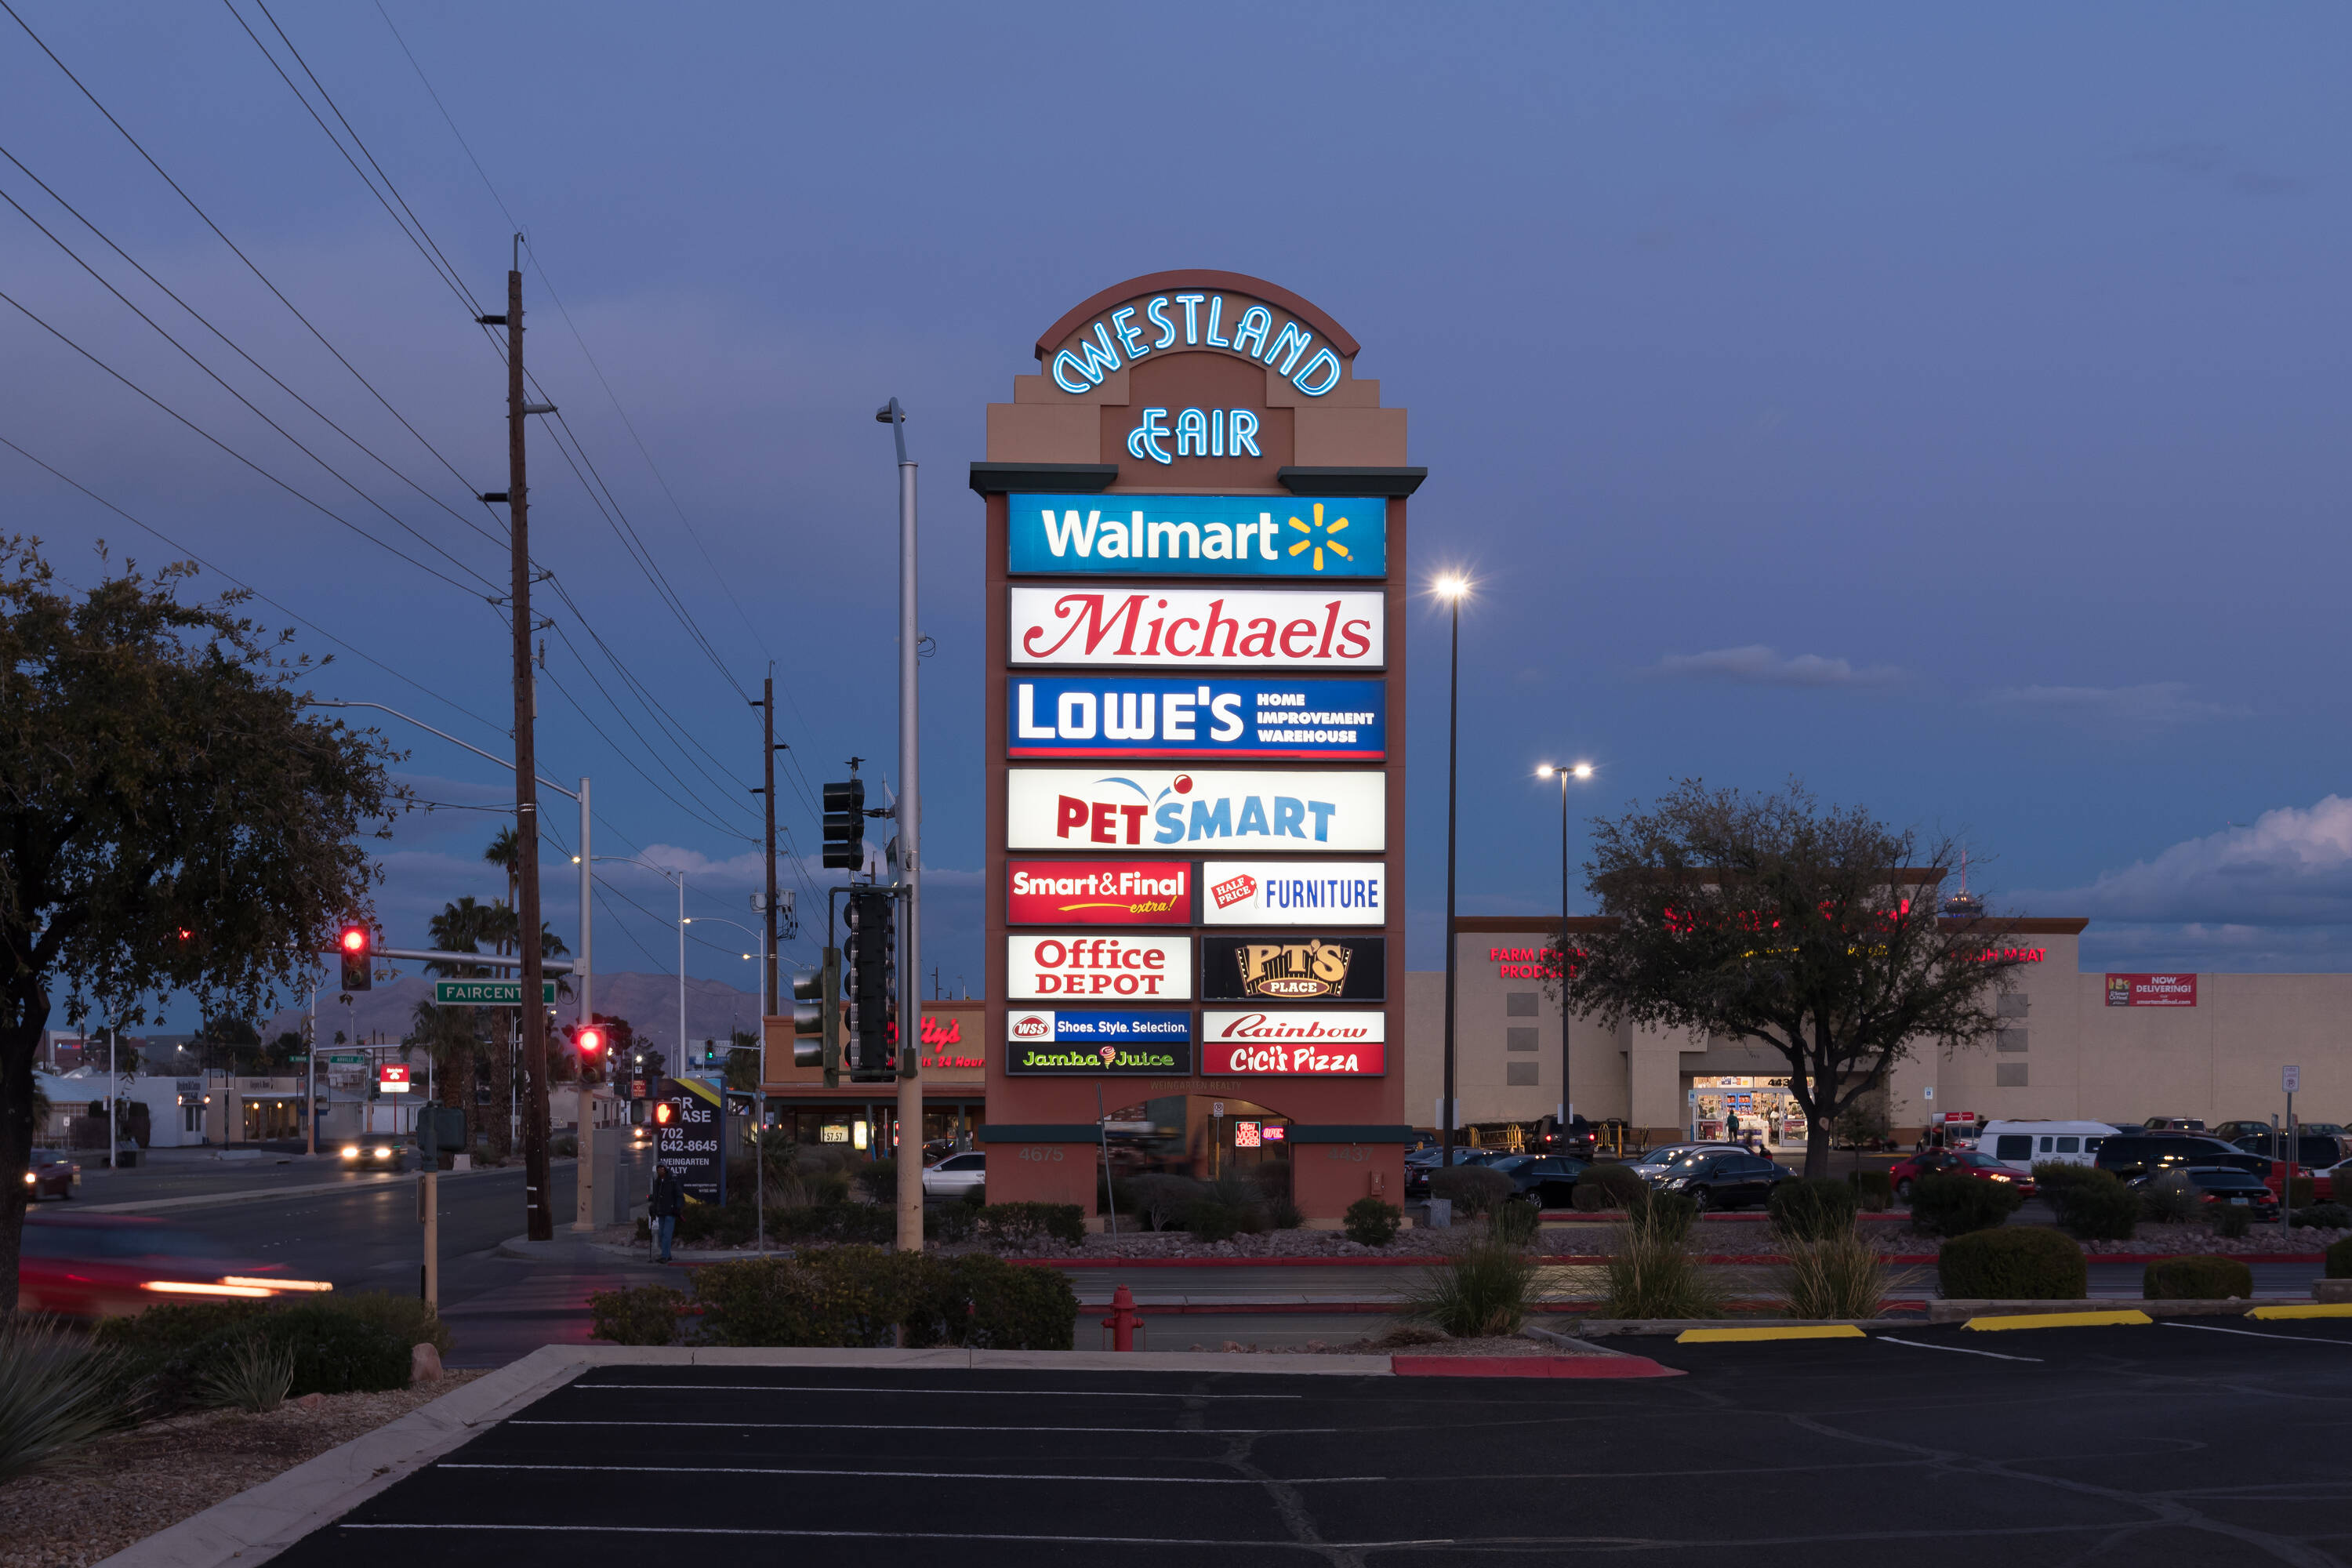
(1199, 1009, 1385, 1075)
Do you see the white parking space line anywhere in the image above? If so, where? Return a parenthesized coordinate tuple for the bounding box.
(344, 1524, 1451, 1548)
(2161, 1323, 2352, 1346)
(1876, 1336, 2042, 1363)
(573, 1384, 1301, 1399)
(509, 1419, 1327, 1435)
(440, 1464, 1383, 1483)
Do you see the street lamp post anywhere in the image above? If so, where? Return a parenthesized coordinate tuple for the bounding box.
(1434, 575, 1470, 1174)
(1537, 761, 1595, 1145)
(593, 857, 686, 1079)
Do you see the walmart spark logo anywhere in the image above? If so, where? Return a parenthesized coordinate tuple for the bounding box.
(1286, 504, 1354, 572)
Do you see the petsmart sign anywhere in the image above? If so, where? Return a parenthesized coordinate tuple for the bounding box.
(1011, 587, 1384, 670)
(1200, 861, 1388, 926)
(1009, 677, 1385, 760)
(1003, 1008, 1194, 1075)
(1010, 495, 1386, 578)
(1200, 1010, 1387, 1076)
(1007, 768, 1385, 851)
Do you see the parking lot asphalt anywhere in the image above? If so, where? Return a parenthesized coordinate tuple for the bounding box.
(268, 1315, 2352, 1567)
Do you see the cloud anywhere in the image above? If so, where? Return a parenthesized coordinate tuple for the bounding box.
(2129, 141, 2307, 198)
(1651, 644, 1900, 688)
(2021, 796, 2352, 927)
(1978, 681, 2239, 727)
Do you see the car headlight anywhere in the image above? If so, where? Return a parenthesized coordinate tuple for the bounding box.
(341, 1146, 360, 1158)
(22, 1171, 33, 1185)
(1989, 1174, 2013, 1182)
(1661, 1177, 1688, 1189)
(373, 1147, 393, 1158)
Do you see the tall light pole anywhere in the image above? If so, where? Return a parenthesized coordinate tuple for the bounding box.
(1434, 575, 1470, 1172)
(593, 857, 686, 1076)
(877, 397, 923, 1253)
(1537, 761, 1595, 1145)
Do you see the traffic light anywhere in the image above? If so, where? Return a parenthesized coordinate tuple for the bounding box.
(822, 779, 866, 869)
(337, 924, 372, 992)
(791, 950, 842, 1083)
(652, 1100, 677, 1129)
(575, 1025, 606, 1058)
(843, 889, 897, 1082)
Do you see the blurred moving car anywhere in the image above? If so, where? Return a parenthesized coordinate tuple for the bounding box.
(1889, 1148, 2037, 1201)
(339, 1141, 408, 1171)
(1653, 1149, 1789, 1210)
(921, 1151, 985, 1199)
(2132, 1165, 2280, 1222)
(24, 1148, 79, 1200)
(1481, 1153, 1589, 1209)
(16, 1214, 332, 1318)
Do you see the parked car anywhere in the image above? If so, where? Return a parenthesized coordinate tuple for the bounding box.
(23, 1149, 78, 1200)
(2093, 1134, 2272, 1184)
(16, 1214, 332, 1318)
(1482, 1153, 1589, 1209)
(1403, 1147, 1508, 1200)
(920, 1151, 985, 1199)
(1624, 1142, 1748, 1185)
(1653, 1149, 1789, 1210)
(1977, 1121, 2115, 1171)
(2141, 1116, 2208, 1133)
(1889, 1147, 2038, 1201)
(2132, 1165, 2280, 1221)
(2228, 1131, 2347, 1167)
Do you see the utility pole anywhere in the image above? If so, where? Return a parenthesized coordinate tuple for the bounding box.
(481, 239, 554, 1242)
(755, 677, 779, 1017)
(878, 397, 922, 1253)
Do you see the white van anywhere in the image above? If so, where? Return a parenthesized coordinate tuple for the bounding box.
(1979, 1120, 2121, 1171)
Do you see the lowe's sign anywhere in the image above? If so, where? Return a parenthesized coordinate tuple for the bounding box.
(1009, 677, 1385, 760)
(1010, 495, 1386, 578)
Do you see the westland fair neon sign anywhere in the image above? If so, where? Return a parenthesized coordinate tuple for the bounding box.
(1048, 291, 1343, 397)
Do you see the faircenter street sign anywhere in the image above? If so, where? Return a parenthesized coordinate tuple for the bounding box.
(433, 979, 557, 1006)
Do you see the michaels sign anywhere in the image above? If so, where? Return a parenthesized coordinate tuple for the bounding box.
(1009, 495, 1385, 578)
(1010, 677, 1385, 761)
(1007, 768, 1385, 853)
(1011, 588, 1383, 670)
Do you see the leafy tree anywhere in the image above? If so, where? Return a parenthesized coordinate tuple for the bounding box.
(0, 539, 403, 1301)
(1559, 780, 2027, 1178)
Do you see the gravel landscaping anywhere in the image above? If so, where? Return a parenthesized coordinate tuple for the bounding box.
(0, 1373, 482, 1568)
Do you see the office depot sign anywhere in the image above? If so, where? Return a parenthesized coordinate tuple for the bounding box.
(1007, 768, 1384, 851)
(1011, 587, 1384, 670)
(1200, 1010, 1386, 1075)
(1007, 860, 1192, 925)
(1007, 933, 1191, 1000)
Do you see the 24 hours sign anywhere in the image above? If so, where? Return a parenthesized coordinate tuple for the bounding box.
(1007, 769, 1385, 852)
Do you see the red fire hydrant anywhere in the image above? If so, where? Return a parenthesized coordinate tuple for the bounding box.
(1102, 1284, 1142, 1352)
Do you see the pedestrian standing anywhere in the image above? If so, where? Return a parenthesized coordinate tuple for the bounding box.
(649, 1162, 684, 1263)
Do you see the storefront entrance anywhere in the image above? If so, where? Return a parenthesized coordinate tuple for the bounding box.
(241, 1098, 299, 1142)
(1688, 1076, 1808, 1151)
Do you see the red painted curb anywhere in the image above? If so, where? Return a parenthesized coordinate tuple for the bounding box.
(1392, 1354, 1683, 1379)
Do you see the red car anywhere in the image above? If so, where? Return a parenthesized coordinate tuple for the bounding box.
(1890, 1148, 2037, 1202)
(16, 1214, 333, 1319)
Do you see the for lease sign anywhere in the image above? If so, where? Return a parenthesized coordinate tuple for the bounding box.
(1200, 1009, 1387, 1075)
(1007, 859, 1192, 925)
(1200, 860, 1387, 925)
(1006, 933, 1191, 1000)
(1011, 587, 1384, 670)
(1007, 769, 1385, 852)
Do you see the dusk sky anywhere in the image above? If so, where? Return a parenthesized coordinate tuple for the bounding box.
(5, 2, 2347, 1033)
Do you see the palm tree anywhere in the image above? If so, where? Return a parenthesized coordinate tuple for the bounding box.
(423, 898, 494, 1125)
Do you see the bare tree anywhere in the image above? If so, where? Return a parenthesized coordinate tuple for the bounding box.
(1557, 780, 2027, 1178)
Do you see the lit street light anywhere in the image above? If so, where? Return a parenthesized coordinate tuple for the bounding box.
(1433, 573, 1470, 1171)
(1537, 760, 1596, 1147)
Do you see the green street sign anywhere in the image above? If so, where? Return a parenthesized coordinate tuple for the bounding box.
(433, 979, 557, 1007)
(326, 1053, 365, 1065)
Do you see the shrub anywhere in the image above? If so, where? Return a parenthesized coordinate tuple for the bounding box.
(328, 1290, 452, 1357)
(2211, 1205, 2253, 1240)
(1937, 1227, 2086, 1301)
(1625, 1187, 1699, 1243)
(1778, 1232, 1899, 1319)
(0, 1319, 139, 1485)
(1265, 1195, 1305, 1231)
(2328, 1236, 2352, 1278)
(692, 1253, 898, 1348)
(588, 1285, 688, 1345)
(198, 1338, 296, 1414)
(2145, 1254, 2254, 1301)
(977, 1202, 1087, 1250)
(1602, 1214, 1723, 1319)
(675, 1200, 759, 1247)
(2292, 1203, 2352, 1230)
(247, 1303, 412, 1396)
(1847, 1170, 1893, 1212)
(2051, 1171, 2138, 1242)
(1181, 1198, 1247, 1243)
(771, 1203, 895, 1246)
(688, 1249, 1076, 1349)
(1428, 1166, 1513, 1218)
(924, 1202, 980, 1243)
(855, 1158, 898, 1204)
(937, 1255, 1077, 1351)
(2286, 1176, 2317, 1210)
(2141, 1171, 2200, 1225)
(1908, 1174, 2024, 1237)
(1489, 1196, 1541, 1247)
(96, 1297, 412, 1407)
(1344, 1197, 1402, 1247)
(1403, 1240, 1541, 1338)
(1572, 1163, 1649, 1212)
(1123, 1174, 1203, 1232)
(2031, 1162, 2111, 1205)
(1769, 1177, 1859, 1242)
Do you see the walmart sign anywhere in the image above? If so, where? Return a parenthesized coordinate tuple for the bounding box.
(1010, 495, 1385, 578)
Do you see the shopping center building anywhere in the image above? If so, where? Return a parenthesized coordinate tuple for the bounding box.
(1411, 914, 2350, 1149)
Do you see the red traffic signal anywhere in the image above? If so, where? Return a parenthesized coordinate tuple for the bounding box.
(336, 924, 372, 993)
(575, 1026, 606, 1056)
(652, 1101, 676, 1127)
